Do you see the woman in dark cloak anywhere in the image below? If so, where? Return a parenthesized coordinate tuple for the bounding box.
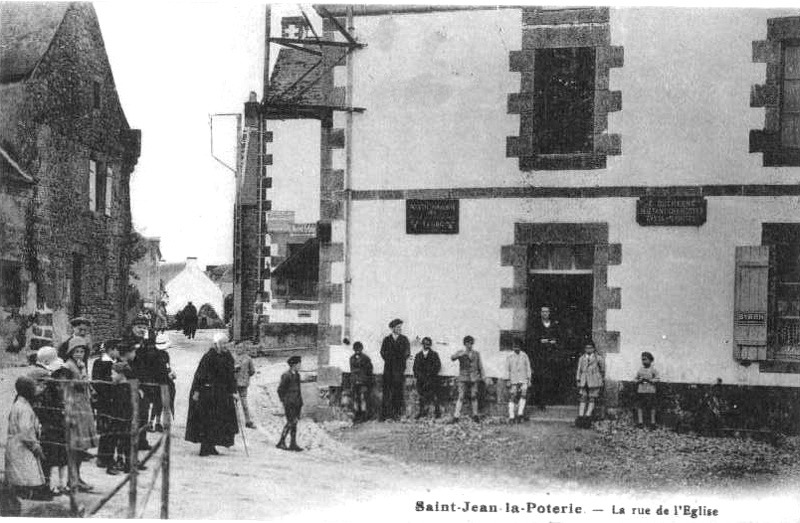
(185, 333, 238, 456)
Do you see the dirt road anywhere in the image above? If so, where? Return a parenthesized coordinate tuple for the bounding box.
(4, 332, 798, 521)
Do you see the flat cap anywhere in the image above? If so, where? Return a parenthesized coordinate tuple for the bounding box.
(388, 318, 403, 328)
(70, 316, 92, 327)
(287, 355, 301, 365)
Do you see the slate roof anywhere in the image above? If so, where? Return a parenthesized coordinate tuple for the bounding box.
(266, 47, 327, 108)
(272, 238, 319, 280)
(0, 2, 71, 84)
(159, 262, 185, 286)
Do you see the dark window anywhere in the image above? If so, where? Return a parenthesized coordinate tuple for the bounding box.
(763, 224, 800, 361)
(95, 161, 106, 213)
(533, 47, 596, 154)
(0, 261, 22, 308)
(93, 81, 101, 109)
(781, 43, 800, 148)
(71, 254, 83, 316)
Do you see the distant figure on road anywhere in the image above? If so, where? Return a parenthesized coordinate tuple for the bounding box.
(349, 342, 373, 423)
(276, 356, 303, 451)
(186, 332, 238, 456)
(154, 301, 168, 333)
(412, 337, 441, 419)
(380, 318, 410, 421)
(182, 302, 198, 339)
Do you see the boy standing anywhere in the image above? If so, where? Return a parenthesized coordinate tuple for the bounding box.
(91, 339, 121, 473)
(506, 339, 532, 423)
(234, 350, 256, 429)
(413, 337, 442, 419)
(276, 356, 303, 451)
(450, 336, 484, 423)
(635, 352, 660, 429)
(349, 342, 373, 423)
(575, 340, 605, 428)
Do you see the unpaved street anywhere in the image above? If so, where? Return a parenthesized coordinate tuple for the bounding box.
(88, 331, 553, 520)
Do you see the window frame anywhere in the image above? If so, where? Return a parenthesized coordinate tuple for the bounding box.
(780, 40, 800, 149)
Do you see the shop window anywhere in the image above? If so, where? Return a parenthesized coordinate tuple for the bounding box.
(533, 47, 596, 154)
(0, 261, 22, 308)
(735, 225, 800, 364)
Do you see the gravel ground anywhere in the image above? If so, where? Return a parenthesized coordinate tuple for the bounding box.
(327, 415, 800, 495)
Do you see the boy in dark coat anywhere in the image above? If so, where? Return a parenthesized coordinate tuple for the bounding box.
(412, 337, 442, 419)
(110, 343, 140, 473)
(349, 342, 373, 423)
(276, 356, 303, 451)
(185, 333, 238, 456)
(380, 318, 410, 420)
(91, 339, 121, 473)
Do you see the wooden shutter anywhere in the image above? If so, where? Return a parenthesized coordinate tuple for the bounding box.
(104, 167, 113, 216)
(734, 246, 770, 361)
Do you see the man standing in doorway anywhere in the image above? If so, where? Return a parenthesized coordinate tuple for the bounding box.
(529, 305, 561, 410)
(380, 318, 410, 421)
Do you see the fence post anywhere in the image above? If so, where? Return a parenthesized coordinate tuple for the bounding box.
(63, 381, 79, 516)
(128, 379, 140, 519)
(159, 385, 171, 519)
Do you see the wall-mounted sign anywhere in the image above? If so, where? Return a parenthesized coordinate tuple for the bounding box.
(406, 199, 459, 234)
(636, 196, 707, 226)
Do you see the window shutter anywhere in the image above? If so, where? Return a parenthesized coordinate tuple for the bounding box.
(88, 160, 97, 212)
(734, 246, 771, 361)
(105, 167, 113, 216)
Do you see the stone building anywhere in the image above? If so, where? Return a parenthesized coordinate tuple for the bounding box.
(0, 2, 141, 351)
(129, 236, 164, 307)
(242, 5, 800, 430)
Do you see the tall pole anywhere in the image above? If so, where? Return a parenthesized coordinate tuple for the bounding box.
(128, 380, 140, 519)
(159, 385, 172, 519)
(263, 4, 271, 101)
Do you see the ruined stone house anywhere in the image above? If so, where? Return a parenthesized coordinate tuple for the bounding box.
(0, 2, 141, 351)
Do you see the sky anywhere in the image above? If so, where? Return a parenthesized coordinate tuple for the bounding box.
(95, 1, 320, 268)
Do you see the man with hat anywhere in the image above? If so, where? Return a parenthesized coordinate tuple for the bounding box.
(57, 317, 92, 365)
(276, 356, 303, 451)
(412, 337, 442, 419)
(380, 319, 411, 421)
(125, 315, 169, 450)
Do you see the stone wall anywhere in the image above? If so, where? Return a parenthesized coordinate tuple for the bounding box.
(0, 3, 140, 351)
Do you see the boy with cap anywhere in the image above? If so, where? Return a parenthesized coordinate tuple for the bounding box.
(276, 356, 303, 451)
(413, 337, 442, 419)
(91, 339, 122, 472)
(234, 349, 256, 429)
(506, 339, 532, 423)
(109, 343, 142, 473)
(349, 342, 373, 423)
(380, 318, 410, 421)
(451, 335, 485, 423)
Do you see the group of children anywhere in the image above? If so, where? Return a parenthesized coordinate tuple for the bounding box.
(345, 335, 661, 428)
(3, 336, 164, 502)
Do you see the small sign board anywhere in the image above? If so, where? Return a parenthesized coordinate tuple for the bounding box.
(636, 196, 707, 226)
(406, 199, 459, 234)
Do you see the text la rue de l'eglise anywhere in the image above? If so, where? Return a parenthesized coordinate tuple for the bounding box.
(415, 501, 719, 517)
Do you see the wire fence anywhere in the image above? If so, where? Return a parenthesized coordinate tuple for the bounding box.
(1, 378, 172, 518)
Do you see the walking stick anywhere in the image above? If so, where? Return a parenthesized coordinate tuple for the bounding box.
(234, 393, 249, 457)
